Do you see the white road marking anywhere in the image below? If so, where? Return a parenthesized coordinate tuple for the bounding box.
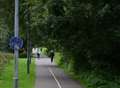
(48, 68, 62, 88)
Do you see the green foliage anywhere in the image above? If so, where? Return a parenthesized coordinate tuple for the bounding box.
(78, 71, 120, 88)
(1, 0, 120, 88)
(0, 59, 35, 88)
(47, 0, 65, 16)
(20, 52, 27, 58)
(26, 0, 120, 84)
(55, 52, 120, 88)
(0, 52, 13, 65)
(54, 52, 64, 67)
(0, 52, 13, 78)
(0, 0, 14, 51)
(43, 0, 120, 75)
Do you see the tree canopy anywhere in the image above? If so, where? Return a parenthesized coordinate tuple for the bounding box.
(1, 0, 120, 86)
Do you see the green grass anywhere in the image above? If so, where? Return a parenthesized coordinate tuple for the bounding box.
(0, 58, 35, 88)
(54, 52, 62, 64)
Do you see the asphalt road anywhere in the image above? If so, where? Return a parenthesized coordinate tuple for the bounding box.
(35, 58, 83, 88)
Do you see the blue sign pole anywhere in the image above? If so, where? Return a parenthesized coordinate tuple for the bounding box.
(14, 0, 19, 88)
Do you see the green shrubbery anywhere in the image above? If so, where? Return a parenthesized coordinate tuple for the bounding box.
(19, 52, 27, 58)
(0, 52, 13, 77)
(55, 52, 120, 88)
(78, 71, 120, 88)
(0, 52, 13, 64)
(32, 0, 120, 77)
(2, 0, 119, 88)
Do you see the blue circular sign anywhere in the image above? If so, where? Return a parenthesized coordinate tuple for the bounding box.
(9, 37, 23, 49)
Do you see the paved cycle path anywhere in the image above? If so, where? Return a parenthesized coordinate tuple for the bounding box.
(35, 58, 83, 88)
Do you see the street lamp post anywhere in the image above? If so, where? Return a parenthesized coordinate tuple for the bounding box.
(14, 0, 19, 88)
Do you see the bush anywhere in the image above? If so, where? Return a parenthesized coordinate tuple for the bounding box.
(55, 52, 120, 88)
(54, 52, 64, 67)
(78, 71, 120, 88)
(0, 53, 4, 65)
(0, 52, 13, 65)
(19, 52, 27, 58)
(0, 52, 13, 77)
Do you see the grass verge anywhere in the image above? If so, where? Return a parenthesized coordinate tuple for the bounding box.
(0, 58, 35, 88)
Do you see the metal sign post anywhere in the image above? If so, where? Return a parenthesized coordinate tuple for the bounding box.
(14, 0, 19, 88)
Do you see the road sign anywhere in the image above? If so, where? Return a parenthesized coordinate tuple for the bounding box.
(9, 37, 23, 49)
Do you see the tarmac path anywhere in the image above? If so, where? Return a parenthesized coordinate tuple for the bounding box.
(35, 58, 83, 88)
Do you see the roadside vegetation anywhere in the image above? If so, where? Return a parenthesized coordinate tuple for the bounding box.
(0, 52, 13, 77)
(1, 0, 120, 88)
(0, 52, 35, 88)
(55, 52, 120, 88)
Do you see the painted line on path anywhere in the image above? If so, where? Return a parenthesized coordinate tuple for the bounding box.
(48, 68, 62, 88)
